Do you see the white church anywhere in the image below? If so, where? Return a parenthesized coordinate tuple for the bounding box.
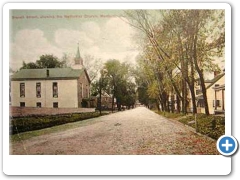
(10, 46, 91, 108)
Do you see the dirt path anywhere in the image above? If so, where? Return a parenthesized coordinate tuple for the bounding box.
(10, 107, 219, 155)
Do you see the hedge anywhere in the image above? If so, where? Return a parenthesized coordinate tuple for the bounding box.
(10, 112, 102, 134)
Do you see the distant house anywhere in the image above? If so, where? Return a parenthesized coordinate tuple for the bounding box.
(195, 71, 225, 114)
(97, 92, 113, 110)
(10, 46, 91, 108)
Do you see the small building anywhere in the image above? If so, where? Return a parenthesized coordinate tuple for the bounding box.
(10, 46, 91, 108)
(97, 92, 113, 110)
(196, 71, 225, 114)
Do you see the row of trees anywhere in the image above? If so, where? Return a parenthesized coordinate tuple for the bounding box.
(91, 59, 136, 112)
(125, 10, 225, 115)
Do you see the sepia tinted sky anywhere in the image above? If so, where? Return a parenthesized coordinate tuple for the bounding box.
(10, 10, 140, 70)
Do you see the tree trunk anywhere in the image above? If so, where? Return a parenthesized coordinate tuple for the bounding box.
(198, 71, 209, 115)
(193, 29, 209, 115)
(156, 100, 160, 111)
(190, 56, 197, 114)
(112, 86, 115, 113)
(99, 80, 102, 115)
(171, 95, 175, 113)
(166, 94, 170, 112)
(177, 95, 181, 113)
(161, 91, 168, 112)
(189, 85, 197, 114)
(117, 101, 121, 111)
(182, 79, 187, 114)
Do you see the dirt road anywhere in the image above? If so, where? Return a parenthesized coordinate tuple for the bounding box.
(10, 107, 219, 155)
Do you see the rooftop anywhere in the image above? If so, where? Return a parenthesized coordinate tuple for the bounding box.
(11, 68, 84, 80)
(206, 73, 225, 89)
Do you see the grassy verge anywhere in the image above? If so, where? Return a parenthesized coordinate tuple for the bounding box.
(154, 110, 225, 140)
(154, 110, 185, 119)
(10, 111, 109, 142)
(179, 114, 225, 140)
(10, 117, 100, 142)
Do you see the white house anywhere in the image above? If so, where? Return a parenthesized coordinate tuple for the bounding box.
(196, 71, 225, 114)
(10, 46, 91, 108)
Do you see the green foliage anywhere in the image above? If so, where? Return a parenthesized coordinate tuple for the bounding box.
(90, 80, 100, 96)
(125, 10, 225, 114)
(100, 59, 137, 110)
(20, 54, 66, 69)
(10, 112, 102, 134)
(147, 80, 160, 99)
(137, 84, 150, 105)
(179, 114, 225, 140)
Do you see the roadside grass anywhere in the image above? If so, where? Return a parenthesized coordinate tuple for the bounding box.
(179, 114, 225, 140)
(154, 110, 225, 140)
(154, 110, 185, 119)
(10, 112, 109, 142)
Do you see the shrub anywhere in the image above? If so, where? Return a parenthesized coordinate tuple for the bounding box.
(10, 112, 103, 134)
(179, 114, 225, 140)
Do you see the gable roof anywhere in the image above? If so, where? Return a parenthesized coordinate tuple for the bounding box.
(11, 68, 84, 81)
(206, 73, 225, 89)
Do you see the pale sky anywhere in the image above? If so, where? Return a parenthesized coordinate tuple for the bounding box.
(10, 10, 140, 71)
(9, 9, 225, 78)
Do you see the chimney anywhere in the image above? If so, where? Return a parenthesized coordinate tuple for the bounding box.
(46, 69, 49, 77)
(214, 70, 220, 77)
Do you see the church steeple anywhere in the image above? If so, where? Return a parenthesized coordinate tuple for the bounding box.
(74, 43, 83, 66)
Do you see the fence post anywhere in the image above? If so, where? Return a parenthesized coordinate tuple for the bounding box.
(195, 114, 198, 132)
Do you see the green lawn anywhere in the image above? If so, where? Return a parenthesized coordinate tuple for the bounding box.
(154, 111, 225, 140)
(179, 114, 225, 140)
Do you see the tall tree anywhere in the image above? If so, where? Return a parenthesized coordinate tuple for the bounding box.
(36, 54, 65, 68)
(84, 54, 103, 82)
(126, 9, 224, 115)
(103, 59, 136, 111)
(125, 10, 184, 112)
(20, 54, 66, 69)
(163, 10, 224, 115)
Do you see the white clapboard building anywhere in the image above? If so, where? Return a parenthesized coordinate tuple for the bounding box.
(10, 46, 91, 108)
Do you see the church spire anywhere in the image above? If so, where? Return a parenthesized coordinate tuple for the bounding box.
(74, 43, 83, 66)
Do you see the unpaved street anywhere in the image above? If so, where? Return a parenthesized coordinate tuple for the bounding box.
(10, 107, 219, 155)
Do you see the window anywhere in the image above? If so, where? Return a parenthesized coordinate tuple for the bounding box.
(197, 100, 205, 108)
(86, 88, 88, 98)
(36, 102, 41, 108)
(53, 82, 58, 98)
(36, 83, 41, 98)
(213, 100, 221, 107)
(20, 83, 25, 97)
(79, 83, 83, 98)
(196, 89, 202, 95)
(216, 100, 221, 107)
(20, 102, 25, 107)
(53, 102, 58, 108)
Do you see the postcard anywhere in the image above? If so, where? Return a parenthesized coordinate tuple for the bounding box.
(3, 2, 233, 175)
